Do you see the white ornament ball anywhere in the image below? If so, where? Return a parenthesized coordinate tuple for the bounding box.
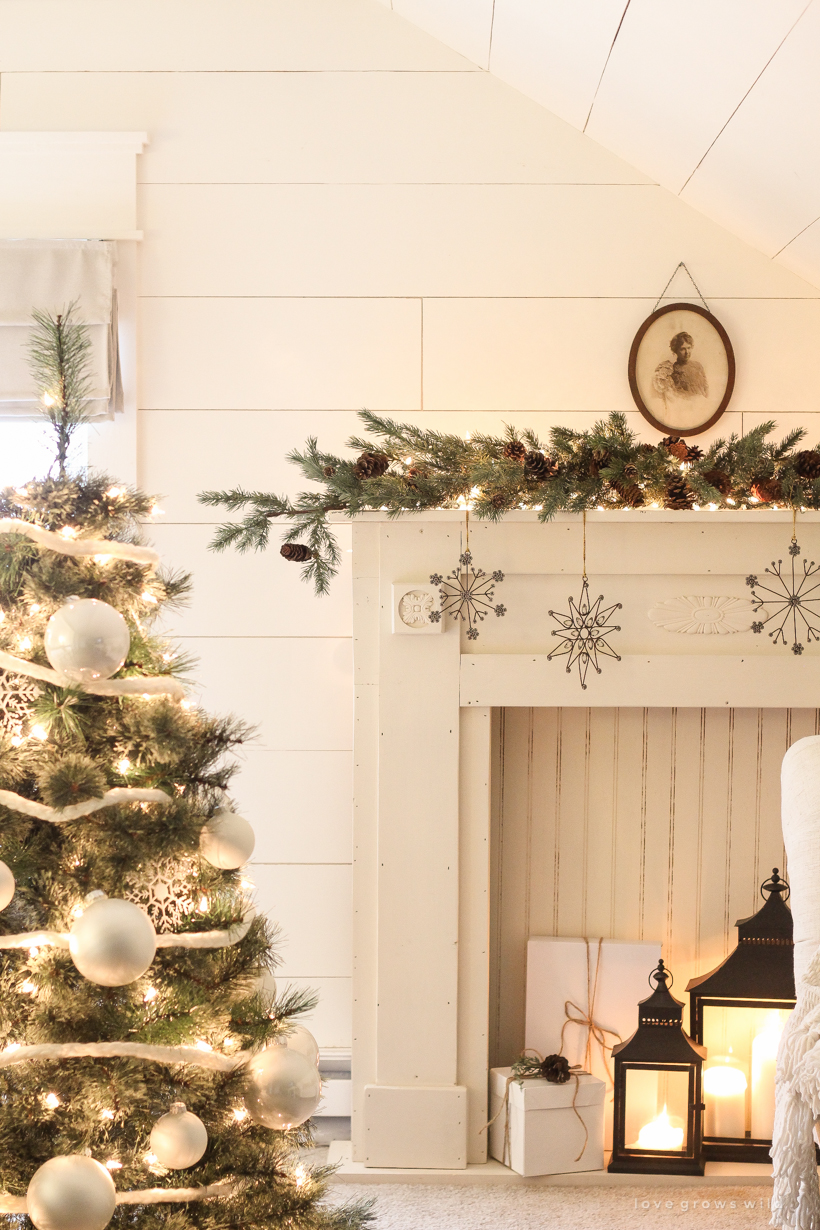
(284, 1023, 319, 1067)
(149, 1103, 208, 1169)
(0, 860, 15, 911)
(27, 1156, 116, 1230)
(199, 809, 255, 869)
(244, 1045, 322, 1130)
(69, 897, 156, 986)
(44, 598, 130, 683)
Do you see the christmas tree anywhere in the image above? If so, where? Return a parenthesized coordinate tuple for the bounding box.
(0, 306, 369, 1230)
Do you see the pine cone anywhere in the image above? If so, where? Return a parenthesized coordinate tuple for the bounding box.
(280, 543, 315, 563)
(587, 448, 611, 477)
(611, 479, 645, 508)
(664, 474, 695, 510)
(686, 445, 704, 462)
(322, 465, 335, 478)
(794, 450, 820, 481)
(703, 468, 732, 496)
(623, 463, 638, 480)
(540, 1054, 571, 1084)
(503, 440, 526, 462)
(660, 436, 689, 462)
(752, 477, 783, 504)
(639, 443, 656, 455)
(523, 450, 558, 482)
(491, 492, 510, 509)
(405, 465, 428, 490)
(353, 451, 390, 479)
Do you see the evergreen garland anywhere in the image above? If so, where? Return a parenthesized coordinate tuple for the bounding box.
(200, 410, 820, 594)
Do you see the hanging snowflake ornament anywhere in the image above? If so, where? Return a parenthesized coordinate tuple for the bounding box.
(430, 551, 506, 641)
(547, 577, 622, 689)
(123, 856, 199, 933)
(0, 669, 40, 738)
(746, 539, 820, 655)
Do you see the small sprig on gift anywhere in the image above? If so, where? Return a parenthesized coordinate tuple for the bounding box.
(511, 1052, 572, 1084)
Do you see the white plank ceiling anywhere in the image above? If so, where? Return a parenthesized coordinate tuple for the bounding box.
(387, 0, 820, 289)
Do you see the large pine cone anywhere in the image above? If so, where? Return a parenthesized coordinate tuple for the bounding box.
(611, 479, 645, 508)
(540, 1054, 571, 1084)
(703, 468, 732, 496)
(503, 440, 527, 462)
(751, 477, 783, 503)
(660, 436, 689, 462)
(524, 450, 558, 482)
(686, 444, 704, 462)
(280, 543, 315, 562)
(353, 451, 390, 479)
(794, 450, 820, 481)
(664, 475, 695, 510)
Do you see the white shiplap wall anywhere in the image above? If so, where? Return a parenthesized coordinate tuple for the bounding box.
(1, 0, 819, 1046)
(489, 707, 819, 1068)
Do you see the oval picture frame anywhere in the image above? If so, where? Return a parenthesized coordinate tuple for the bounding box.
(628, 302, 735, 438)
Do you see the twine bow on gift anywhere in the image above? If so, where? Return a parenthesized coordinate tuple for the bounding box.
(561, 937, 622, 1087)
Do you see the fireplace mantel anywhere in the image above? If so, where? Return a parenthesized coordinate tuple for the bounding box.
(349, 510, 820, 1170)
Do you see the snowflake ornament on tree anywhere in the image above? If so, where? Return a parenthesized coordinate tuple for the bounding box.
(430, 551, 506, 641)
(547, 577, 622, 689)
(0, 668, 40, 738)
(746, 538, 820, 655)
(123, 856, 199, 933)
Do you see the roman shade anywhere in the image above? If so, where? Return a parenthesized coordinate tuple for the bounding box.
(0, 239, 121, 418)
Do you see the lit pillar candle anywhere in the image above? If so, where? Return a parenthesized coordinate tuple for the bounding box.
(703, 1057, 747, 1138)
(751, 1013, 783, 1139)
(635, 1105, 684, 1151)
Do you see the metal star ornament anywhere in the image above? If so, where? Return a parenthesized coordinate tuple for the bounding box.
(430, 551, 506, 641)
(746, 537, 820, 655)
(548, 577, 622, 689)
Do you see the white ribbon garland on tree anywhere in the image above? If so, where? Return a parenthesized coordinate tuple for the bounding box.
(0, 786, 172, 824)
(0, 648, 185, 701)
(0, 519, 159, 566)
(0, 1179, 238, 1214)
(0, 1041, 249, 1072)
(0, 912, 254, 952)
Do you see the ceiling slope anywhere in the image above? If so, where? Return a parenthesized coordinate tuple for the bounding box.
(386, 0, 820, 289)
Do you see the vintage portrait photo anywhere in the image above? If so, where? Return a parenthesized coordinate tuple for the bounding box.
(628, 303, 735, 436)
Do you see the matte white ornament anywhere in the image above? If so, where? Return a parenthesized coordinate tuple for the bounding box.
(0, 860, 15, 910)
(199, 809, 255, 869)
(27, 1156, 116, 1230)
(149, 1103, 208, 1169)
(69, 896, 156, 986)
(647, 595, 755, 635)
(44, 598, 130, 682)
(243, 1045, 322, 1129)
(284, 1023, 319, 1067)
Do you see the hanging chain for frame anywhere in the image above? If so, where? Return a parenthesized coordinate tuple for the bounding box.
(429, 510, 507, 640)
(747, 507, 820, 655)
(652, 261, 710, 313)
(547, 511, 623, 689)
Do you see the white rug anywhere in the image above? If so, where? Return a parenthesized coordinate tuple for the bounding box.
(327, 1184, 775, 1229)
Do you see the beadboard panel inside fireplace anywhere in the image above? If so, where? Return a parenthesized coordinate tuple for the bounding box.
(489, 705, 819, 1070)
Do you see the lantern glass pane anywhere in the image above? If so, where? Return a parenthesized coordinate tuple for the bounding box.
(624, 1067, 689, 1152)
(702, 1006, 790, 1139)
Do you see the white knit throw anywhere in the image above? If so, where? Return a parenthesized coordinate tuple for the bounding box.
(772, 737, 820, 1228)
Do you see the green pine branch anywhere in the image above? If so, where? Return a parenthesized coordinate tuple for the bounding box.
(27, 302, 95, 479)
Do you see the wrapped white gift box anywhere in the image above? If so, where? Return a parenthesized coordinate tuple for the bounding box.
(488, 1066, 606, 1177)
(525, 936, 661, 1148)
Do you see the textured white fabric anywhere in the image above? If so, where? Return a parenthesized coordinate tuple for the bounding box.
(772, 737, 820, 1228)
(0, 240, 120, 418)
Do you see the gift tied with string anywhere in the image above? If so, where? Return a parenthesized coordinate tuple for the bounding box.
(483, 938, 620, 1167)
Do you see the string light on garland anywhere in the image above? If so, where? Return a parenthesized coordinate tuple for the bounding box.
(429, 512, 506, 640)
(547, 511, 622, 689)
(746, 511, 820, 655)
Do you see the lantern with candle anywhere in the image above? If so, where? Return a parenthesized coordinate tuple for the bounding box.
(608, 959, 706, 1175)
(685, 869, 794, 1163)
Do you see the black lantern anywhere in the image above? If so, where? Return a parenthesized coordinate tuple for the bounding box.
(686, 869, 794, 1163)
(609, 960, 706, 1175)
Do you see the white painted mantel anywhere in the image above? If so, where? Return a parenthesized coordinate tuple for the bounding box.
(349, 508, 820, 1170)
